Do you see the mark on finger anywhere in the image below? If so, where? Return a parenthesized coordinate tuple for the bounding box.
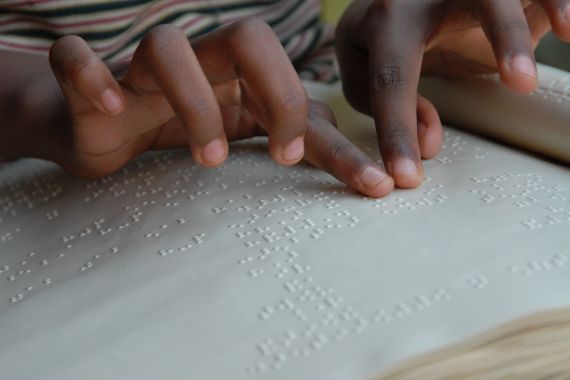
(373, 62, 405, 91)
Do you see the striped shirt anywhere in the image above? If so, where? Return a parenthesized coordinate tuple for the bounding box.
(0, 0, 338, 82)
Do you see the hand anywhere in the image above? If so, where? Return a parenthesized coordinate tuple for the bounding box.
(48, 21, 394, 198)
(49, 20, 310, 175)
(336, 0, 570, 188)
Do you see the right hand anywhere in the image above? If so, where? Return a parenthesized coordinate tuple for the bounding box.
(336, 0, 570, 188)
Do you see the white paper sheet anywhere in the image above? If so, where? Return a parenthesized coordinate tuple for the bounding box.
(0, 83, 569, 380)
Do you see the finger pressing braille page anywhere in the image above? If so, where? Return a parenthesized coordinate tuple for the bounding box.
(0, 82, 569, 380)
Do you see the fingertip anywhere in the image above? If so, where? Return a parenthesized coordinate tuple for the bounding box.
(274, 136, 305, 166)
(392, 173, 424, 189)
(388, 158, 424, 189)
(500, 56, 538, 94)
(358, 166, 394, 198)
(195, 138, 228, 168)
(500, 72, 537, 94)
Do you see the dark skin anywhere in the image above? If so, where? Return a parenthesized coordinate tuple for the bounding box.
(2, 2, 569, 197)
(336, 0, 570, 189)
(0, 20, 394, 198)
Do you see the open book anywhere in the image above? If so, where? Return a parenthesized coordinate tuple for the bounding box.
(0, 65, 569, 380)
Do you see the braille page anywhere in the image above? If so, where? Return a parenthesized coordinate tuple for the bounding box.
(0, 83, 569, 380)
(419, 63, 570, 164)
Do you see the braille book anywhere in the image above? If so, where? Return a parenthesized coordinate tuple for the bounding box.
(0, 65, 569, 380)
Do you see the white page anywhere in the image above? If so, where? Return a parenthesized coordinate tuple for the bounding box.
(419, 64, 570, 164)
(0, 83, 569, 380)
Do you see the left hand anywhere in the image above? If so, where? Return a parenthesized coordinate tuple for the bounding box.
(47, 21, 394, 198)
(336, 0, 570, 188)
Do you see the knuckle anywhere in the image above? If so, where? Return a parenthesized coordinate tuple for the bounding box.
(49, 35, 82, 56)
(269, 92, 309, 120)
(308, 101, 336, 125)
(364, 0, 396, 28)
(148, 24, 184, 38)
(49, 35, 88, 72)
(184, 97, 220, 120)
(225, 18, 278, 56)
(328, 141, 356, 167)
(141, 24, 186, 55)
(384, 120, 410, 140)
(229, 18, 274, 41)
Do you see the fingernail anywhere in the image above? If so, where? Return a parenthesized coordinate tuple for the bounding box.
(391, 158, 418, 177)
(510, 55, 536, 78)
(282, 137, 304, 162)
(101, 88, 122, 114)
(360, 166, 388, 189)
(201, 139, 226, 165)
